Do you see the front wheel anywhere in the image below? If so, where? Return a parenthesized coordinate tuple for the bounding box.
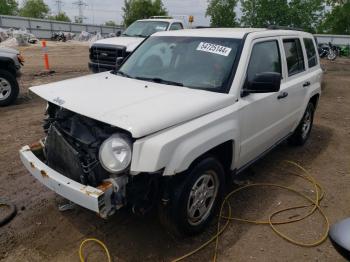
(159, 157, 225, 236)
(0, 69, 19, 107)
(289, 102, 315, 146)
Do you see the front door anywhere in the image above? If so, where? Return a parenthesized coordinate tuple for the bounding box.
(238, 37, 290, 168)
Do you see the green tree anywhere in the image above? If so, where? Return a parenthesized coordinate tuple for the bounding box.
(319, 1, 350, 34)
(240, 0, 325, 32)
(0, 0, 18, 15)
(19, 0, 50, 19)
(49, 12, 71, 22)
(122, 0, 168, 26)
(105, 20, 117, 26)
(241, 0, 289, 27)
(206, 0, 238, 27)
(288, 0, 324, 32)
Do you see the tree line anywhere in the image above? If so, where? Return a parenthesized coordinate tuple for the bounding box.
(207, 0, 350, 34)
(0, 0, 349, 34)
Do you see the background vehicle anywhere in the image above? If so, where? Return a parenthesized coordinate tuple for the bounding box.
(20, 28, 321, 235)
(88, 18, 185, 73)
(318, 42, 340, 60)
(0, 47, 23, 106)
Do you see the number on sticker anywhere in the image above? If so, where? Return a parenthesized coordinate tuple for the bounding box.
(196, 42, 232, 56)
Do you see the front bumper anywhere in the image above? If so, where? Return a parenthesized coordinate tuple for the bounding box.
(19, 144, 114, 218)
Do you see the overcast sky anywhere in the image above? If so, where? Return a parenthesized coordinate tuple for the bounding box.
(21, 0, 212, 26)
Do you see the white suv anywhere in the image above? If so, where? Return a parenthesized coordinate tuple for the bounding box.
(89, 18, 185, 73)
(20, 28, 322, 235)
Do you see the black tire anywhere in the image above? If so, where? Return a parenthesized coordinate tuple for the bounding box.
(288, 102, 315, 146)
(0, 69, 19, 107)
(159, 157, 225, 236)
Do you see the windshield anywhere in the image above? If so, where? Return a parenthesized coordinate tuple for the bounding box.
(122, 21, 169, 37)
(117, 36, 241, 93)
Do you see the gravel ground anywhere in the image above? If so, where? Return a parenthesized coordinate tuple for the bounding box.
(0, 42, 349, 262)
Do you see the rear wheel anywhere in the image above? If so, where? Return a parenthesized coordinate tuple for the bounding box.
(0, 69, 19, 107)
(159, 157, 225, 236)
(289, 102, 315, 146)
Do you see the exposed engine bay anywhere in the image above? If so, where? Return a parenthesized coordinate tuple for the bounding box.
(44, 103, 121, 187)
(41, 103, 161, 215)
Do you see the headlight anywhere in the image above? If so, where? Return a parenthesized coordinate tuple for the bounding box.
(99, 134, 132, 174)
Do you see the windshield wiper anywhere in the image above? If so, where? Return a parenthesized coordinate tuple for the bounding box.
(135, 76, 183, 87)
(116, 70, 133, 78)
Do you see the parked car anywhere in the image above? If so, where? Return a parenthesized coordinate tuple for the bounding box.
(0, 47, 23, 106)
(20, 28, 322, 235)
(88, 18, 185, 73)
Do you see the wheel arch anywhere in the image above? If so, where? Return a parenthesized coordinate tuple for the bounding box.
(309, 93, 320, 109)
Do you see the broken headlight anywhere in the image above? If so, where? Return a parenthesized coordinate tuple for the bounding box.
(99, 134, 132, 174)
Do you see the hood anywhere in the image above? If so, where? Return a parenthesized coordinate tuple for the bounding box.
(0, 47, 18, 55)
(92, 36, 144, 52)
(30, 72, 235, 138)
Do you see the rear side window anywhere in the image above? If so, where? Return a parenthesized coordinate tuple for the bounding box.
(303, 38, 318, 68)
(283, 39, 305, 76)
(169, 23, 183, 31)
(247, 40, 281, 82)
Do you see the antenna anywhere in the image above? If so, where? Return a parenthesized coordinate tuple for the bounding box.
(55, 0, 63, 14)
(73, 0, 88, 23)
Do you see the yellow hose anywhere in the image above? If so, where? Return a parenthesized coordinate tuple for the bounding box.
(79, 238, 111, 262)
(79, 161, 329, 262)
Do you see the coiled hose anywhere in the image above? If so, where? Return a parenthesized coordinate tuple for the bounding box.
(79, 161, 329, 262)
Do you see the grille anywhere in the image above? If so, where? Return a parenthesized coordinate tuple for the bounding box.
(45, 125, 84, 183)
(89, 44, 127, 66)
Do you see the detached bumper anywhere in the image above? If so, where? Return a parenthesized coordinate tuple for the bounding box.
(19, 144, 114, 218)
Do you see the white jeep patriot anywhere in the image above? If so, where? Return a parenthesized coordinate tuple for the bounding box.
(89, 18, 185, 73)
(20, 28, 322, 235)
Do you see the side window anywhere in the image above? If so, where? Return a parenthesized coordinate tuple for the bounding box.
(283, 38, 305, 76)
(169, 23, 183, 31)
(247, 40, 281, 82)
(303, 38, 318, 68)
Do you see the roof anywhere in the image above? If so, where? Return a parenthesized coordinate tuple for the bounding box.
(152, 28, 312, 39)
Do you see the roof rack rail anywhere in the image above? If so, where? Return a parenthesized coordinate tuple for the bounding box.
(267, 25, 304, 31)
(194, 26, 213, 29)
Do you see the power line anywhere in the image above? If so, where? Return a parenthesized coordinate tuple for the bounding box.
(73, 0, 88, 23)
(55, 0, 63, 14)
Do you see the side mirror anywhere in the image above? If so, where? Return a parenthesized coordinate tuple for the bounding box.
(116, 31, 121, 37)
(115, 57, 124, 70)
(244, 72, 281, 95)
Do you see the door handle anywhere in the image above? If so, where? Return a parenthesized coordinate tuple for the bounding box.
(277, 92, 288, 100)
(303, 81, 311, 87)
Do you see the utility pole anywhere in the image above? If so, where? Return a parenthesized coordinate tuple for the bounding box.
(73, 0, 88, 23)
(55, 0, 63, 14)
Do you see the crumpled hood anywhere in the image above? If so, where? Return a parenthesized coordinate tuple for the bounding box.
(30, 72, 235, 138)
(92, 36, 144, 52)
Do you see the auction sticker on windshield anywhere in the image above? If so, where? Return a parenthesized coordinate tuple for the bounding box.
(196, 42, 232, 57)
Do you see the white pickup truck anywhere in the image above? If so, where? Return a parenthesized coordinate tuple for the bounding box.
(20, 28, 322, 235)
(88, 18, 185, 73)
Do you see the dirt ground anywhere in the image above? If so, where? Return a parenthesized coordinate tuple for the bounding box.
(0, 42, 349, 262)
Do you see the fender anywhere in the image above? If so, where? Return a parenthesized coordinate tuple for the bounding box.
(130, 104, 240, 176)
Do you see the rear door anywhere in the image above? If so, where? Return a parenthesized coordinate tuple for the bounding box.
(279, 37, 309, 130)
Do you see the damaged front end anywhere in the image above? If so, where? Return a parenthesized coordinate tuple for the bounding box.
(20, 103, 158, 218)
